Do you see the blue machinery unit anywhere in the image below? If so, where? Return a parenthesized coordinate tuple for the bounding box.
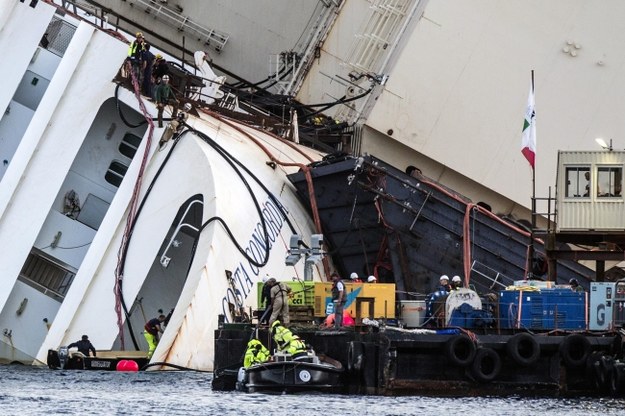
(499, 289, 586, 330)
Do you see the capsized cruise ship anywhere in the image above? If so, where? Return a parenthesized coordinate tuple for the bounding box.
(4, 0, 625, 370)
(0, 1, 327, 369)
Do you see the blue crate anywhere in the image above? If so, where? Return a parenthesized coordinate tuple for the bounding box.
(499, 289, 586, 330)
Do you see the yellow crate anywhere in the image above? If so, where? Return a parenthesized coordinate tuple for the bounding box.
(313, 282, 395, 319)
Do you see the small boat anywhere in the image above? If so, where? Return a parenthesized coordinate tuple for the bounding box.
(47, 348, 149, 371)
(236, 351, 344, 394)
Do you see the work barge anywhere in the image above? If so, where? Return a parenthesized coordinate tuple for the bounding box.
(213, 152, 625, 396)
(213, 322, 623, 396)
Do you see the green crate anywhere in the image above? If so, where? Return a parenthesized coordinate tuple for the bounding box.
(256, 281, 316, 307)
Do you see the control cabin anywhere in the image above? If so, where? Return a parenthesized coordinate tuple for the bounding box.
(543, 150, 625, 281)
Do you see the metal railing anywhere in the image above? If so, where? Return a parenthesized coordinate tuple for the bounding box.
(128, 0, 229, 52)
(345, 0, 413, 74)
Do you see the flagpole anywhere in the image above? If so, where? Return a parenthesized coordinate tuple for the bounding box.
(521, 70, 537, 280)
(529, 70, 536, 280)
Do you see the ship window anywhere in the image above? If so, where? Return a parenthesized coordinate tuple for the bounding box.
(105, 160, 128, 188)
(119, 133, 142, 159)
(565, 167, 590, 198)
(597, 166, 622, 198)
(17, 250, 75, 301)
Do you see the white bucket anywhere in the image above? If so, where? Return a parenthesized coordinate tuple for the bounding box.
(400, 300, 426, 328)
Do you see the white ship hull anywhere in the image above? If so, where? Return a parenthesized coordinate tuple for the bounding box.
(0, 1, 324, 370)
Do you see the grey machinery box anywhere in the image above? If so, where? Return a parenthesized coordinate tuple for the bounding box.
(590, 282, 617, 330)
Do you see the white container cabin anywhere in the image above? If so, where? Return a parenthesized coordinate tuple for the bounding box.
(556, 150, 625, 232)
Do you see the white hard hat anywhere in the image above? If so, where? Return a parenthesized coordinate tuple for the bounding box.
(350, 272, 359, 280)
(439, 274, 449, 283)
(262, 275, 269, 283)
(367, 276, 377, 283)
(452, 275, 462, 283)
(162, 75, 170, 81)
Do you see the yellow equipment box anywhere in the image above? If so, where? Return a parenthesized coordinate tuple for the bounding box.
(313, 282, 395, 319)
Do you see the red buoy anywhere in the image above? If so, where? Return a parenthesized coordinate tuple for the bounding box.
(125, 360, 139, 372)
(116, 360, 128, 371)
(115, 360, 139, 372)
(116, 359, 139, 372)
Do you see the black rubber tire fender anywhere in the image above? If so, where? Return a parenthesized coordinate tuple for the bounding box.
(596, 355, 615, 393)
(506, 333, 540, 366)
(585, 351, 604, 391)
(609, 362, 625, 397)
(586, 351, 603, 378)
(445, 334, 477, 367)
(347, 341, 364, 374)
(559, 334, 591, 368)
(470, 347, 502, 383)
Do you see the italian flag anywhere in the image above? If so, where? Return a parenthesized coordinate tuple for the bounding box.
(521, 82, 536, 169)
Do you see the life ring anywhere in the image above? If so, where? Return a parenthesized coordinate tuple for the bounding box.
(559, 334, 591, 368)
(470, 347, 501, 383)
(506, 333, 540, 366)
(609, 362, 625, 397)
(445, 334, 476, 367)
(347, 341, 364, 374)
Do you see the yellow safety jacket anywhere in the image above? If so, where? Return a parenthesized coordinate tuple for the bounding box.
(272, 324, 308, 356)
(128, 40, 144, 59)
(243, 339, 270, 368)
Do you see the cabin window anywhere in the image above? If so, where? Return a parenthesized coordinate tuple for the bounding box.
(17, 250, 75, 301)
(104, 160, 128, 188)
(565, 167, 590, 198)
(119, 133, 142, 159)
(597, 166, 623, 198)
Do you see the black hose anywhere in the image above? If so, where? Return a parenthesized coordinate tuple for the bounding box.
(141, 361, 211, 372)
(192, 128, 297, 235)
(114, 104, 303, 348)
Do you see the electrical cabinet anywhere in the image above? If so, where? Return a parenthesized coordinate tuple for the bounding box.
(589, 282, 617, 330)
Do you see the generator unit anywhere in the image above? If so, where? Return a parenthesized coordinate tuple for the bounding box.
(499, 289, 586, 330)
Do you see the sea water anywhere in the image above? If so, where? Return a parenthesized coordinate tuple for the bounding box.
(1, 364, 625, 416)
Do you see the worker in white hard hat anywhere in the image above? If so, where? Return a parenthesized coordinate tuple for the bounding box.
(438, 275, 450, 292)
(350, 272, 363, 283)
(451, 275, 462, 290)
(155, 74, 178, 128)
(424, 275, 451, 327)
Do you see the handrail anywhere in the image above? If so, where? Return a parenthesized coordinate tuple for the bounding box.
(128, 0, 229, 52)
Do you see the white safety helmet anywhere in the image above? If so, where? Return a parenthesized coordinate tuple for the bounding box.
(162, 75, 170, 81)
(183, 102, 192, 112)
(262, 275, 269, 283)
(452, 275, 462, 283)
(350, 272, 359, 280)
(439, 274, 449, 283)
(367, 276, 377, 283)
